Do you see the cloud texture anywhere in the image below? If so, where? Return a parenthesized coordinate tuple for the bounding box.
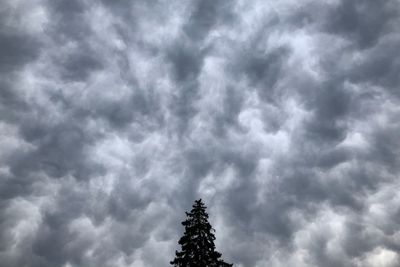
(0, 0, 400, 266)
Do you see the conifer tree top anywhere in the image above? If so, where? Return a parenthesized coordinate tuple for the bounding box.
(170, 199, 233, 267)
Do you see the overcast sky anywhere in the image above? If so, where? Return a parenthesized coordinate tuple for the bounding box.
(1, 0, 400, 266)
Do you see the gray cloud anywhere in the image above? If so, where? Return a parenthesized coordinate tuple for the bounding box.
(0, 0, 399, 267)
(0, 33, 41, 73)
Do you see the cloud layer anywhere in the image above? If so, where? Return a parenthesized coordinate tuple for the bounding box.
(1, 0, 399, 266)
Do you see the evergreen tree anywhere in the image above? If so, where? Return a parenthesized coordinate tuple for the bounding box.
(170, 199, 233, 267)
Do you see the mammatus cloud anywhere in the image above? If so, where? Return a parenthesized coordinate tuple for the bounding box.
(0, 0, 399, 266)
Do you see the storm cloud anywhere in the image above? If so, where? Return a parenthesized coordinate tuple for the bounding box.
(1, 0, 400, 266)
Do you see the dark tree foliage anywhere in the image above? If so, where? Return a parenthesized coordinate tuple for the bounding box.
(171, 199, 233, 267)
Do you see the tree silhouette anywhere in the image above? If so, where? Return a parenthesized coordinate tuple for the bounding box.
(170, 199, 233, 267)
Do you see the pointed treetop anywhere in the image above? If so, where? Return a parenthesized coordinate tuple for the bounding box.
(170, 199, 233, 266)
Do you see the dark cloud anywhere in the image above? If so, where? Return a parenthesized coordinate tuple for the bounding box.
(47, 0, 90, 41)
(0, 33, 41, 73)
(60, 49, 103, 81)
(0, 0, 399, 267)
(324, 0, 396, 48)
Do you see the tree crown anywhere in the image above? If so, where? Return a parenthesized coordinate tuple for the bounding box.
(170, 199, 232, 267)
